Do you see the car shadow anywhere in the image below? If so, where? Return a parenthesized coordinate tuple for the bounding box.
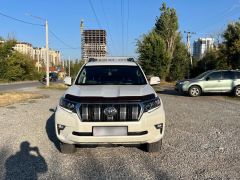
(45, 112, 60, 151)
(4, 141, 48, 180)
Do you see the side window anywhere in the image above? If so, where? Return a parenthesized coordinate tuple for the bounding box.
(235, 72, 240, 79)
(207, 72, 222, 80)
(78, 69, 86, 84)
(222, 71, 234, 79)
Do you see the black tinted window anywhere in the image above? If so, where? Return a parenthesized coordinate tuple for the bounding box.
(234, 71, 240, 79)
(76, 66, 147, 85)
(222, 71, 234, 79)
(207, 72, 222, 80)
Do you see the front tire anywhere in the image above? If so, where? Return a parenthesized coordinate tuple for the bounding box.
(189, 86, 201, 97)
(234, 86, 240, 97)
(60, 142, 76, 154)
(146, 139, 162, 153)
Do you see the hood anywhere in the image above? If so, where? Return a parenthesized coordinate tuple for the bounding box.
(64, 84, 156, 97)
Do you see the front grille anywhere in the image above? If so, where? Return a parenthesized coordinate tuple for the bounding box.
(78, 103, 142, 122)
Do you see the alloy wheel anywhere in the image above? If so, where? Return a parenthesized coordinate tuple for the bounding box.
(190, 87, 200, 97)
(236, 87, 240, 97)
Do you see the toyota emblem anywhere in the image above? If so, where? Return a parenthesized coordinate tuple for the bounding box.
(104, 107, 118, 117)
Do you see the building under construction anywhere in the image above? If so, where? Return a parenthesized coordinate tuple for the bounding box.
(81, 22, 107, 62)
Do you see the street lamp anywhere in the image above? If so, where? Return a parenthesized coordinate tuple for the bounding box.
(26, 13, 49, 87)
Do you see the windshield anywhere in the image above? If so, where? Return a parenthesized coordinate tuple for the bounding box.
(75, 65, 147, 85)
(194, 71, 210, 79)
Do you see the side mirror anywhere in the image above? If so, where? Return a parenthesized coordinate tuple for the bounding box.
(206, 77, 210, 81)
(150, 76, 161, 85)
(64, 76, 72, 86)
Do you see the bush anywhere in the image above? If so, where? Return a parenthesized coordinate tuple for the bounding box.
(3, 52, 40, 81)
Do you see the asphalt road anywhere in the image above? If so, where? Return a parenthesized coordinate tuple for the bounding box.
(0, 88, 239, 179)
(0, 81, 43, 92)
(0, 80, 62, 92)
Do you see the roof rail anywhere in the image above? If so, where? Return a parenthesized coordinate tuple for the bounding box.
(88, 57, 135, 62)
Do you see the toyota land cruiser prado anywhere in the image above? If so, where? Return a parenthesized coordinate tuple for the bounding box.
(55, 57, 165, 153)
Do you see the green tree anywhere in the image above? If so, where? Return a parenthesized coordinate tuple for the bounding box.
(155, 2, 179, 75)
(65, 59, 84, 78)
(221, 21, 240, 69)
(169, 35, 190, 81)
(4, 52, 39, 81)
(137, 3, 189, 81)
(191, 49, 228, 77)
(137, 31, 169, 78)
(0, 39, 17, 80)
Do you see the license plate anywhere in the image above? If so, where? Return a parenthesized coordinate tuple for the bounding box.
(93, 126, 127, 136)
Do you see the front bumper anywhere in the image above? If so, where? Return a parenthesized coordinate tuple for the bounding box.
(55, 103, 165, 145)
(175, 83, 189, 93)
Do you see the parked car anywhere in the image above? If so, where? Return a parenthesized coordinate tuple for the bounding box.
(42, 73, 58, 82)
(55, 57, 165, 153)
(175, 70, 240, 97)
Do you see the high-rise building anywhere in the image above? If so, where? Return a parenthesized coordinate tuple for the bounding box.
(193, 38, 215, 59)
(81, 29, 107, 63)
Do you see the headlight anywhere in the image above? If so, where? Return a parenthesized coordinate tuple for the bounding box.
(179, 81, 189, 85)
(143, 97, 161, 112)
(59, 97, 77, 112)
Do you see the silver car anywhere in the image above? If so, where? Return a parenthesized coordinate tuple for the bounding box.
(175, 70, 240, 97)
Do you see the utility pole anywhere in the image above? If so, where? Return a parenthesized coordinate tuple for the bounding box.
(45, 20, 50, 87)
(68, 56, 71, 76)
(26, 13, 49, 86)
(184, 31, 196, 79)
(184, 31, 196, 67)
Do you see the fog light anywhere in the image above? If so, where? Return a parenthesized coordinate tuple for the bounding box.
(155, 123, 163, 134)
(57, 124, 66, 134)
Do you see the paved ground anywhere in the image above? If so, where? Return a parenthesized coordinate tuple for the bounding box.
(0, 88, 240, 179)
(0, 80, 62, 92)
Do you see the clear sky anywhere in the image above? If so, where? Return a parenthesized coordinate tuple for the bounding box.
(1, 0, 240, 60)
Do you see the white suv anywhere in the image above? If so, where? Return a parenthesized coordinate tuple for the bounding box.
(55, 57, 165, 153)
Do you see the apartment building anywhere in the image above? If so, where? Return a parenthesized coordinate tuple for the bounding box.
(13, 42, 61, 66)
(81, 30, 107, 62)
(193, 38, 215, 59)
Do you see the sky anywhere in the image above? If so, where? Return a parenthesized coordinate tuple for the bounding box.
(1, 0, 240, 60)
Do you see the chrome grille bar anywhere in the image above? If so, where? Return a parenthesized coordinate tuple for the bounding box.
(78, 103, 141, 122)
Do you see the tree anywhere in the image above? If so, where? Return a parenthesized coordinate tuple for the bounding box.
(169, 35, 190, 81)
(155, 2, 179, 75)
(0, 39, 40, 81)
(137, 31, 169, 78)
(191, 49, 228, 78)
(4, 52, 39, 81)
(221, 21, 240, 69)
(137, 3, 189, 81)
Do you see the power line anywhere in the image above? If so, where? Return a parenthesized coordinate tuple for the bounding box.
(49, 29, 79, 49)
(89, 0, 102, 29)
(126, 0, 130, 55)
(100, 0, 117, 54)
(0, 11, 44, 26)
(121, 0, 124, 55)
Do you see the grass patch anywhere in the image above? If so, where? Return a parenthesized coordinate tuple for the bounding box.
(0, 92, 45, 107)
(160, 80, 176, 87)
(0, 79, 9, 83)
(153, 80, 176, 92)
(39, 83, 68, 90)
